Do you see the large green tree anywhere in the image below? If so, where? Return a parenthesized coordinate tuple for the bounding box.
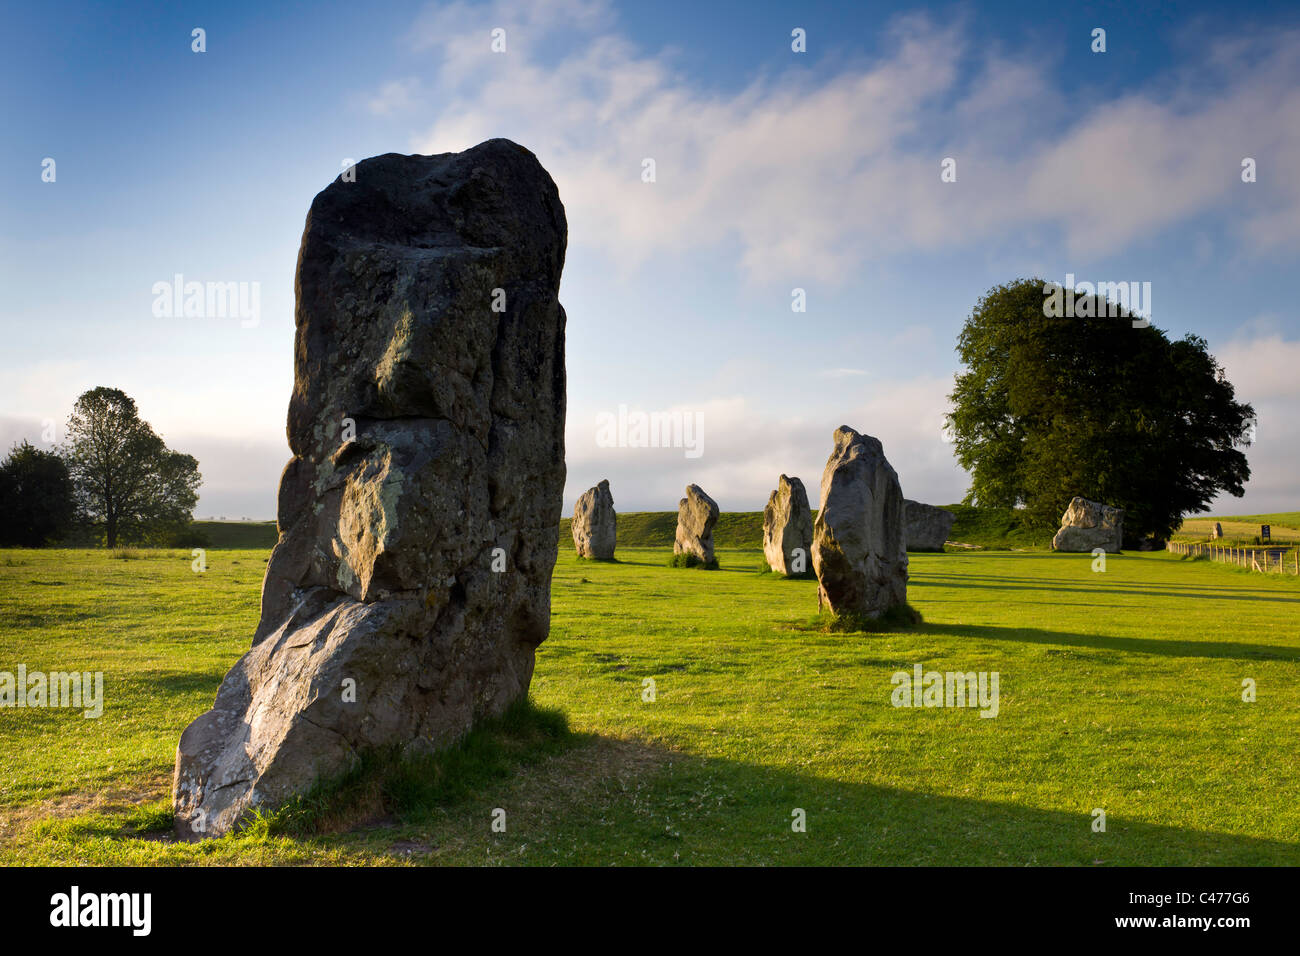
(945, 279, 1254, 545)
(0, 440, 76, 546)
(62, 387, 202, 547)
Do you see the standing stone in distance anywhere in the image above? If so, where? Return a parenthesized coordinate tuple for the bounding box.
(172, 138, 568, 840)
(1210, 522, 1224, 540)
(572, 479, 617, 560)
(1051, 497, 1124, 553)
(674, 484, 719, 565)
(811, 426, 908, 618)
(763, 475, 813, 575)
(904, 499, 954, 552)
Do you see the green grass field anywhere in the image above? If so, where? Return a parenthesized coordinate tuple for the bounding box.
(2, 539, 1298, 866)
(1177, 512, 1300, 546)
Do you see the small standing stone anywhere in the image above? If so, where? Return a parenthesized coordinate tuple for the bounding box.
(572, 479, 617, 560)
(763, 475, 813, 575)
(674, 484, 719, 565)
(904, 500, 954, 552)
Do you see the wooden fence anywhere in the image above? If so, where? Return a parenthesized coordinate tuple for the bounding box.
(1167, 541, 1300, 575)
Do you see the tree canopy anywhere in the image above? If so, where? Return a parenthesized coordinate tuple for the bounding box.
(0, 440, 76, 546)
(62, 387, 202, 547)
(945, 279, 1254, 545)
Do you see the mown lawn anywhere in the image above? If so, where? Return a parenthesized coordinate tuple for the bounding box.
(1, 544, 1297, 865)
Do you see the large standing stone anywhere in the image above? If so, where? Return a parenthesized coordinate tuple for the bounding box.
(763, 475, 813, 575)
(172, 139, 568, 840)
(1210, 522, 1224, 540)
(811, 426, 908, 617)
(904, 500, 954, 552)
(674, 484, 719, 565)
(1051, 497, 1123, 553)
(572, 479, 616, 560)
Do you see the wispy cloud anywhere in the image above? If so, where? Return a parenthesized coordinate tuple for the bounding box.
(385, 0, 1300, 283)
(366, 77, 422, 116)
(565, 374, 964, 510)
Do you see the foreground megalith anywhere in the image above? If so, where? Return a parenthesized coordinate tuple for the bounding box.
(763, 475, 813, 575)
(811, 426, 908, 618)
(904, 499, 954, 552)
(1051, 497, 1123, 553)
(674, 484, 719, 565)
(173, 139, 568, 840)
(572, 479, 616, 559)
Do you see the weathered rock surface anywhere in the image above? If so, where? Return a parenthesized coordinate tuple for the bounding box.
(1211, 522, 1224, 539)
(904, 499, 954, 552)
(763, 475, 813, 575)
(811, 426, 908, 617)
(173, 139, 568, 840)
(1051, 497, 1124, 553)
(572, 479, 616, 559)
(674, 484, 719, 564)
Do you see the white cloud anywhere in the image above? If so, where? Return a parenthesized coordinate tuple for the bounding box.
(385, 1, 1300, 283)
(366, 78, 422, 116)
(563, 374, 966, 512)
(1211, 334, 1300, 514)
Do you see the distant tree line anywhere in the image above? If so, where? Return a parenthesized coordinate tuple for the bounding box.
(0, 387, 201, 548)
(5, 299, 1253, 554)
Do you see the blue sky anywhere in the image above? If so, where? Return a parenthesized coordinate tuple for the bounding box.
(3, 0, 1299, 518)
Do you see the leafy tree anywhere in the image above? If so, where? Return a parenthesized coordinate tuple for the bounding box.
(945, 279, 1254, 545)
(62, 387, 202, 547)
(0, 441, 76, 546)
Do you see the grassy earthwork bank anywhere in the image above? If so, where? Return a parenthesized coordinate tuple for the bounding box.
(559, 503, 1049, 551)
(2, 533, 1298, 865)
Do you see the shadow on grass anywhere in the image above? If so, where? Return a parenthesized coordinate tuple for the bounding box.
(780, 603, 1298, 661)
(917, 571, 1300, 604)
(147, 671, 232, 696)
(24, 726, 1299, 866)
(237, 736, 1300, 865)
(593, 557, 673, 569)
(583, 745, 1300, 866)
(914, 621, 1300, 662)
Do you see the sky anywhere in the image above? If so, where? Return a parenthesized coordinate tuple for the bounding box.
(3, 0, 1299, 519)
